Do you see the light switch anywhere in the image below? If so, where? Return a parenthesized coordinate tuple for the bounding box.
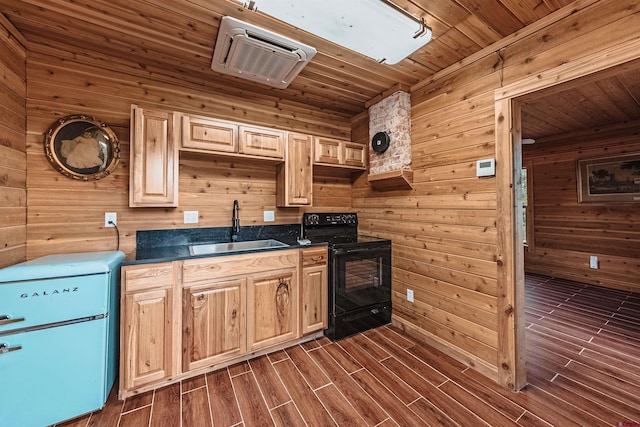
(264, 210, 275, 222)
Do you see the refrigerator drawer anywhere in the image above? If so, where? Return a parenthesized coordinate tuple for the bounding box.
(0, 318, 111, 427)
(0, 274, 110, 333)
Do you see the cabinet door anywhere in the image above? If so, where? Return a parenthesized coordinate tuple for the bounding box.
(182, 279, 246, 371)
(129, 105, 179, 207)
(313, 136, 342, 165)
(277, 132, 313, 207)
(247, 269, 298, 351)
(239, 125, 285, 159)
(344, 142, 366, 169)
(300, 248, 328, 335)
(182, 115, 237, 153)
(122, 288, 175, 391)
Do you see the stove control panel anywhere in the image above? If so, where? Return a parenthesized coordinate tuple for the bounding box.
(303, 213, 358, 227)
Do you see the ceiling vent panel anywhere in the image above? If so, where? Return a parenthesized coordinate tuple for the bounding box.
(211, 16, 316, 89)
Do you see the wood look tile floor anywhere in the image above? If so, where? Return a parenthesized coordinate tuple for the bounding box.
(58, 274, 640, 427)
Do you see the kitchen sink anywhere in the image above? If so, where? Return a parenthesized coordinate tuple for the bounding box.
(189, 239, 289, 256)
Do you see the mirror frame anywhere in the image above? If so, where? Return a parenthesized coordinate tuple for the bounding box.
(44, 114, 120, 181)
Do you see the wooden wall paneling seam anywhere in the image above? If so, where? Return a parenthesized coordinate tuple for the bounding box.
(393, 260, 498, 312)
(18, 0, 209, 55)
(24, 64, 353, 137)
(394, 245, 498, 282)
(499, 3, 640, 86)
(0, 15, 26, 268)
(25, 47, 361, 119)
(393, 308, 499, 366)
(496, 39, 640, 101)
(0, 12, 28, 54)
(393, 280, 498, 330)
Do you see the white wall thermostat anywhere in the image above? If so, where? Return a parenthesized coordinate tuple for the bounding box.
(476, 158, 496, 177)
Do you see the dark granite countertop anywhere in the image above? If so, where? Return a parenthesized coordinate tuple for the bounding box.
(124, 224, 326, 265)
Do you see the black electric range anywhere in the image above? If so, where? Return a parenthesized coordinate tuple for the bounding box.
(302, 213, 392, 340)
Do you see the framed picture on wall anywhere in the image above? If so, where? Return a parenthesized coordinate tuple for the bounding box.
(577, 153, 640, 203)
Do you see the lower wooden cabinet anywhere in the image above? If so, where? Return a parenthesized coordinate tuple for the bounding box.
(120, 248, 326, 399)
(300, 247, 328, 335)
(182, 279, 246, 371)
(122, 287, 176, 391)
(247, 269, 298, 352)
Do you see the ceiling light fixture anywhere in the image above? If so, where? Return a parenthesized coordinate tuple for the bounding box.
(236, 0, 432, 64)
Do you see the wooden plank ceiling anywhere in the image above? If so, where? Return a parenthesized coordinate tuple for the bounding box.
(520, 59, 640, 140)
(2, 0, 579, 121)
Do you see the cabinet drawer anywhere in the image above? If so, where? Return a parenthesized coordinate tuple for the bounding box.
(313, 136, 342, 165)
(123, 263, 174, 292)
(239, 125, 284, 159)
(302, 248, 328, 267)
(182, 115, 237, 153)
(344, 142, 366, 168)
(183, 250, 298, 284)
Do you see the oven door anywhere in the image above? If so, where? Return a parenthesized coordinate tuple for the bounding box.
(331, 244, 391, 315)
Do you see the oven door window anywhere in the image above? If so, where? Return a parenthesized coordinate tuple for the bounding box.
(333, 247, 391, 314)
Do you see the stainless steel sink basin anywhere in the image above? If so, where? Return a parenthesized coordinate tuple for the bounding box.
(189, 239, 288, 256)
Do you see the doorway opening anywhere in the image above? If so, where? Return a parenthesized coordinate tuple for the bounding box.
(494, 48, 640, 391)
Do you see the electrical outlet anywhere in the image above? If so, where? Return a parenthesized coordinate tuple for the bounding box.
(589, 255, 598, 269)
(264, 210, 275, 222)
(105, 212, 117, 227)
(407, 289, 414, 303)
(184, 211, 199, 224)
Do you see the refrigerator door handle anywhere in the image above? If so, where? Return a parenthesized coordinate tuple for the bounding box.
(0, 315, 25, 326)
(0, 343, 22, 354)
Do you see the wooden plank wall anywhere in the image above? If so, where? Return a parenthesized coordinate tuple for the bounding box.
(0, 15, 27, 268)
(523, 120, 640, 292)
(353, 0, 640, 383)
(24, 45, 354, 260)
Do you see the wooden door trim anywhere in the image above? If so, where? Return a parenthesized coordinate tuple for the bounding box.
(494, 36, 640, 391)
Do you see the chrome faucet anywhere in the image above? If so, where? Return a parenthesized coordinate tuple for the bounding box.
(231, 200, 240, 241)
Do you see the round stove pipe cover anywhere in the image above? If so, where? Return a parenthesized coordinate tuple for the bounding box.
(371, 131, 390, 154)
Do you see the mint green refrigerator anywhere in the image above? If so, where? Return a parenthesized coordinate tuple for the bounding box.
(0, 251, 124, 426)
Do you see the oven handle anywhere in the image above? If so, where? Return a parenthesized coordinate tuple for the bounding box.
(332, 246, 390, 256)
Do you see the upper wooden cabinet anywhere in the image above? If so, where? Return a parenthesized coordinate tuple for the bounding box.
(239, 125, 285, 159)
(313, 136, 366, 169)
(181, 115, 237, 153)
(181, 117, 284, 160)
(344, 142, 367, 168)
(276, 132, 313, 207)
(129, 105, 179, 207)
